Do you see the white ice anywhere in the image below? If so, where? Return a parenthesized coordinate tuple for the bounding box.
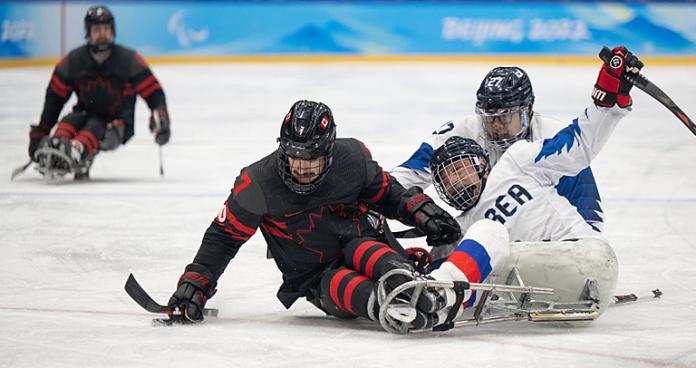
(1, 62, 695, 368)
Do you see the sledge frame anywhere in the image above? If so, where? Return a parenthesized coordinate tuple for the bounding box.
(378, 266, 602, 334)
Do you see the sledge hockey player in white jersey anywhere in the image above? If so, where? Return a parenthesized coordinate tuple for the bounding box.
(391, 66, 605, 233)
(379, 46, 642, 333)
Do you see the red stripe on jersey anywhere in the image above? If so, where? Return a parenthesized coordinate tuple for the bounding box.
(365, 247, 395, 279)
(134, 75, 156, 92)
(352, 240, 381, 273)
(233, 172, 252, 196)
(330, 269, 352, 313)
(264, 217, 288, 229)
(224, 201, 256, 236)
(343, 274, 369, 314)
(221, 226, 250, 241)
(260, 222, 293, 240)
(365, 171, 389, 203)
(51, 75, 70, 91)
(49, 83, 69, 98)
(140, 82, 161, 98)
(446, 251, 482, 283)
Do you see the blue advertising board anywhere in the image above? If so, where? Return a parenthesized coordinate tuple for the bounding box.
(2, 1, 696, 60)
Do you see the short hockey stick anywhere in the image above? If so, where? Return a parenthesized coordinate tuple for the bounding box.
(124, 273, 218, 317)
(10, 160, 32, 181)
(612, 288, 662, 306)
(599, 46, 696, 136)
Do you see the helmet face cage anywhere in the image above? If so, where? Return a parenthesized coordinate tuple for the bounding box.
(278, 144, 334, 195)
(430, 137, 490, 211)
(475, 66, 534, 150)
(84, 6, 115, 52)
(277, 100, 336, 195)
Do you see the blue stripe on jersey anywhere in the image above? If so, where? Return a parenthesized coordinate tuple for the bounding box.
(454, 239, 493, 281)
(534, 118, 581, 163)
(397, 142, 433, 172)
(556, 167, 604, 232)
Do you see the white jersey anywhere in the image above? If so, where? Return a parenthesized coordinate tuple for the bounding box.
(390, 112, 566, 189)
(391, 112, 605, 233)
(440, 105, 628, 259)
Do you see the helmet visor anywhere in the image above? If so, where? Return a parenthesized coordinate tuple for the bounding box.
(477, 106, 525, 142)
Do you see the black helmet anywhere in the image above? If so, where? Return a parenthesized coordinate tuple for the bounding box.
(278, 100, 336, 195)
(475, 67, 534, 150)
(84, 5, 115, 53)
(429, 136, 490, 211)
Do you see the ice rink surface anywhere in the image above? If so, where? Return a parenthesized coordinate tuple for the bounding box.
(1, 61, 696, 368)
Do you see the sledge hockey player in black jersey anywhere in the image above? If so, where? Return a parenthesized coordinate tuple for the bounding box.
(167, 100, 461, 327)
(27, 5, 170, 180)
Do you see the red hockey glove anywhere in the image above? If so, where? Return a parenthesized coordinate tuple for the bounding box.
(168, 263, 217, 322)
(592, 46, 644, 108)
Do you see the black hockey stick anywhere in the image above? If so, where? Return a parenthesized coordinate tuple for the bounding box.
(124, 273, 218, 317)
(10, 160, 32, 181)
(392, 227, 425, 239)
(599, 46, 696, 136)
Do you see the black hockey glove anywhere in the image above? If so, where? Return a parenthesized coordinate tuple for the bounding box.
(403, 187, 462, 247)
(28, 124, 49, 161)
(593, 46, 643, 108)
(149, 105, 170, 145)
(168, 263, 217, 323)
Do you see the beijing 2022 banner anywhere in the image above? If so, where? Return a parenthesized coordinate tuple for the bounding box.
(2, 1, 696, 59)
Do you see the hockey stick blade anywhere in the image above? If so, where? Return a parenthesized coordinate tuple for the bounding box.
(10, 160, 32, 181)
(599, 46, 696, 136)
(124, 274, 172, 314)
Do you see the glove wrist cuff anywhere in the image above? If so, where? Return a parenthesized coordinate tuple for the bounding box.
(179, 263, 217, 298)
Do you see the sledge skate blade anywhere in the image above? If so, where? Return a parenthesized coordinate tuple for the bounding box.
(528, 309, 599, 322)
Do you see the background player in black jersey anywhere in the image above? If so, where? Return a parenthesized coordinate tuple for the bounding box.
(27, 5, 170, 179)
(167, 100, 461, 328)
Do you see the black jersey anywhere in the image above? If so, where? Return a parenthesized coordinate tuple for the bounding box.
(192, 138, 418, 307)
(38, 44, 166, 143)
